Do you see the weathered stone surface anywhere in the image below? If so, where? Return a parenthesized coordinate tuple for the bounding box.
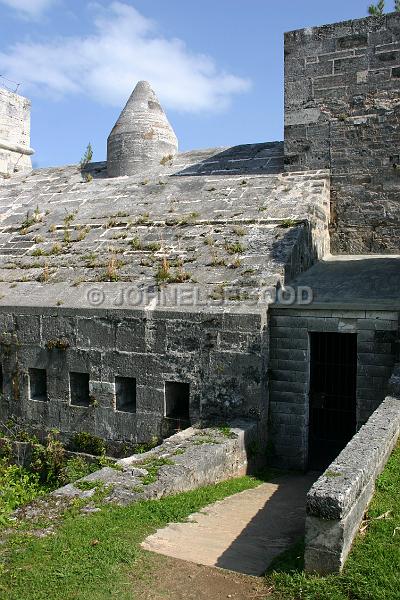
(284, 12, 400, 253)
(53, 420, 261, 504)
(269, 291, 398, 470)
(0, 153, 330, 305)
(0, 87, 34, 175)
(107, 81, 178, 178)
(304, 386, 400, 574)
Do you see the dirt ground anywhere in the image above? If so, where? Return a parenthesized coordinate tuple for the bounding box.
(133, 554, 271, 600)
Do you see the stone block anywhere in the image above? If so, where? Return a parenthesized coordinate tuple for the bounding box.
(116, 318, 146, 353)
(77, 318, 115, 350)
(14, 315, 41, 345)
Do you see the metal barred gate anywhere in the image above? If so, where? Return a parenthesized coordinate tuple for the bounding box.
(308, 332, 357, 470)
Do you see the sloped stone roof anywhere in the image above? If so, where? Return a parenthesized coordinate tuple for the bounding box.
(0, 142, 330, 312)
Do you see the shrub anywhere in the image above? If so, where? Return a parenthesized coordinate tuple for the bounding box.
(71, 432, 106, 456)
(63, 457, 98, 483)
(30, 430, 66, 487)
(0, 461, 43, 525)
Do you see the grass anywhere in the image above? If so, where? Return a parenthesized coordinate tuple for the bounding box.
(138, 457, 175, 485)
(155, 257, 191, 284)
(266, 442, 400, 600)
(2, 444, 399, 599)
(0, 475, 263, 600)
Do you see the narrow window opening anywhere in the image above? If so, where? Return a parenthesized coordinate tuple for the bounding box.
(70, 372, 90, 407)
(165, 382, 190, 425)
(29, 368, 48, 402)
(115, 376, 136, 413)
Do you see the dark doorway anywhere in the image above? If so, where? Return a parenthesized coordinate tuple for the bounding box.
(308, 332, 357, 471)
(165, 381, 190, 430)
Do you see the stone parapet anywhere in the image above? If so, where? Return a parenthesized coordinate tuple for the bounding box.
(304, 372, 400, 574)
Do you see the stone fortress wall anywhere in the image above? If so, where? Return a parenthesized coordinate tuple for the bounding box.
(268, 307, 399, 470)
(0, 307, 267, 447)
(0, 87, 33, 176)
(305, 366, 400, 574)
(284, 12, 400, 253)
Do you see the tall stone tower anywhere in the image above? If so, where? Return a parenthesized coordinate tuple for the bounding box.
(107, 81, 178, 178)
(284, 12, 400, 254)
(0, 87, 34, 176)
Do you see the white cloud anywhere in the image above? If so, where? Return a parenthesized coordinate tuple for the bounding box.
(0, 0, 56, 18)
(0, 2, 251, 112)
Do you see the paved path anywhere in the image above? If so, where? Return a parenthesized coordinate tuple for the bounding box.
(142, 473, 315, 576)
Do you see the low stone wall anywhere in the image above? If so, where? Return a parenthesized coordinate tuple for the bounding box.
(53, 420, 260, 505)
(2, 439, 111, 469)
(305, 365, 400, 574)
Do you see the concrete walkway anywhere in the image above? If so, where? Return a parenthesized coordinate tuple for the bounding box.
(142, 473, 315, 576)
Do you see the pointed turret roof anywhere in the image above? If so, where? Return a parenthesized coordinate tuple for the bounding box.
(107, 81, 178, 178)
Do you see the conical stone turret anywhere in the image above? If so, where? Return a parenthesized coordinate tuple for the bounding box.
(107, 81, 178, 178)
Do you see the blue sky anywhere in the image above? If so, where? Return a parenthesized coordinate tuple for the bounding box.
(0, 0, 376, 167)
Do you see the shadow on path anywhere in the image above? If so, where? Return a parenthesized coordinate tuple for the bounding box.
(215, 473, 316, 575)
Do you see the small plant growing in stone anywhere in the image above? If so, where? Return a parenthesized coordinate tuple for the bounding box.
(72, 277, 85, 287)
(50, 243, 62, 255)
(101, 254, 124, 282)
(174, 259, 191, 283)
(38, 262, 50, 283)
(77, 226, 90, 241)
(136, 212, 150, 224)
(229, 257, 242, 269)
(224, 242, 246, 255)
(217, 425, 235, 438)
(138, 457, 174, 485)
(31, 247, 45, 257)
(209, 284, 226, 301)
(232, 226, 245, 236)
(34, 235, 44, 244)
(145, 241, 162, 252)
(179, 212, 200, 225)
(106, 217, 118, 229)
(74, 480, 99, 491)
(79, 142, 93, 169)
(63, 211, 76, 227)
(160, 154, 173, 166)
(46, 338, 70, 351)
(155, 257, 171, 283)
(324, 470, 343, 478)
(279, 219, 297, 228)
(211, 254, 227, 267)
(20, 206, 42, 232)
(130, 236, 143, 250)
(85, 252, 98, 268)
(89, 395, 98, 408)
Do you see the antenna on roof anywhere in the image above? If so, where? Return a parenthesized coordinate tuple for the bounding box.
(0, 75, 21, 94)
